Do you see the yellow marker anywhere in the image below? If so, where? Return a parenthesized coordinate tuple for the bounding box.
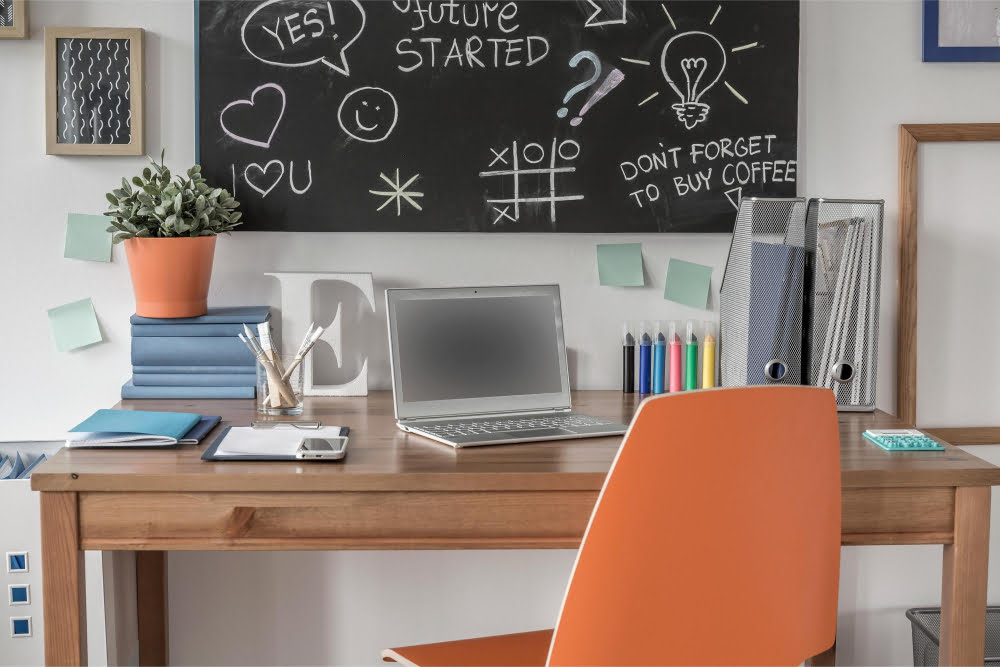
(702, 325, 716, 388)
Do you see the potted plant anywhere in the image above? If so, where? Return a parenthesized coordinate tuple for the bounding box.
(105, 151, 242, 318)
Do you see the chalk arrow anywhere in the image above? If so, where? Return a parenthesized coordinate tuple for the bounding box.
(585, 0, 628, 27)
(724, 187, 742, 210)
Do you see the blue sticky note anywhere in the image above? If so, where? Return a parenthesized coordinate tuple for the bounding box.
(64, 213, 112, 262)
(10, 586, 28, 604)
(596, 243, 644, 287)
(47, 298, 103, 352)
(664, 258, 713, 309)
(11, 618, 30, 636)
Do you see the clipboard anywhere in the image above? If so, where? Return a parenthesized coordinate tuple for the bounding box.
(201, 425, 351, 461)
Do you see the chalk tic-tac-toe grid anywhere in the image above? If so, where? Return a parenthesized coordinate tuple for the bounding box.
(479, 138, 584, 226)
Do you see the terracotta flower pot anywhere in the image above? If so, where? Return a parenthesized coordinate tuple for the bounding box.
(124, 236, 217, 318)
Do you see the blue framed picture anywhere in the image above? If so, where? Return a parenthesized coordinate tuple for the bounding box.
(924, 0, 1000, 61)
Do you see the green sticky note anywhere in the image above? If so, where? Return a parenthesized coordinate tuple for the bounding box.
(664, 258, 713, 309)
(64, 213, 112, 262)
(47, 298, 103, 352)
(596, 243, 644, 287)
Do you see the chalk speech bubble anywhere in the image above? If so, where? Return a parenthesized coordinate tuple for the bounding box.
(241, 0, 365, 77)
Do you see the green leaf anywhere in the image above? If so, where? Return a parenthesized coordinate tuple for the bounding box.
(104, 150, 240, 240)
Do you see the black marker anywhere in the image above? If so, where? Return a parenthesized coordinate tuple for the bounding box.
(622, 323, 635, 393)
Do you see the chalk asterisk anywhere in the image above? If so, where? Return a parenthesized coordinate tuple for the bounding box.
(369, 169, 423, 216)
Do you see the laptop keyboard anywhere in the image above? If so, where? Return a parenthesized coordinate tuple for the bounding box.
(418, 414, 616, 438)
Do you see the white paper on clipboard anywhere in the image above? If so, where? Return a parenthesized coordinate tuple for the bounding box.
(214, 426, 350, 457)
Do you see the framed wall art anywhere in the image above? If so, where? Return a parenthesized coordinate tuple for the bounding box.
(0, 0, 28, 40)
(923, 0, 1000, 62)
(44, 27, 144, 156)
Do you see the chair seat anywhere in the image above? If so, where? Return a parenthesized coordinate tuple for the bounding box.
(381, 629, 554, 667)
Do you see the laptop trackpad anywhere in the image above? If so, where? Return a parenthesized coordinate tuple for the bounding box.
(499, 428, 575, 439)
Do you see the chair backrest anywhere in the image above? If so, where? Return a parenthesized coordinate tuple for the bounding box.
(547, 386, 841, 666)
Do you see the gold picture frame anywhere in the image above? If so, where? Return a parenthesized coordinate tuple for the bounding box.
(0, 0, 28, 40)
(45, 27, 144, 156)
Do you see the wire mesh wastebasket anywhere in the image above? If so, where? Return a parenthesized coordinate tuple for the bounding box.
(907, 607, 1000, 666)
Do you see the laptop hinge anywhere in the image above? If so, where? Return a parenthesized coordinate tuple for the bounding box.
(401, 406, 572, 424)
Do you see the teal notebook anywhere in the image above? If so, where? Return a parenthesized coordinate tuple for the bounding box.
(68, 409, 202, 447)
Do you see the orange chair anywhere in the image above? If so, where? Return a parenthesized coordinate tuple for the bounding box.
(382, 386, 842, 666)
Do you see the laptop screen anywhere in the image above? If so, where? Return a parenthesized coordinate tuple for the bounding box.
(387, 286, 572, 420)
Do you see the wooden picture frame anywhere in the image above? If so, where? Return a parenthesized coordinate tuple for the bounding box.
(0, 0, 27, 39)
(898, 123, 1000, 443)
(44, 27, 144, 156)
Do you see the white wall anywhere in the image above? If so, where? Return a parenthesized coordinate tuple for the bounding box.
(3, 0, 1000, 664)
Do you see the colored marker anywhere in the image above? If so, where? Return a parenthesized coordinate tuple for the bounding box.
(638, 322, 652, 394)
(702, 322, 716, 388)
(622, 323, 635, 394)
(684, 320, 698, 391)
(669, 321, 682, 393)
(652, 323, 666, 394)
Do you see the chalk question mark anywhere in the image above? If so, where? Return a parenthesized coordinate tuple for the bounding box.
(557, 51, 602, 124)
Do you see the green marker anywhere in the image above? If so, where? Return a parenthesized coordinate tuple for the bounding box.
(684, 320, 698, 391)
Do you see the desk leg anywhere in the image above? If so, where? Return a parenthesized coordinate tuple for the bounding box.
(940, 486, 990, 666)
(136, 552, 169, 666)
(40, 492, 87, 666)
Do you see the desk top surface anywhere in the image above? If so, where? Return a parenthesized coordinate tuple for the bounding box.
(32, 391, 1000, 492)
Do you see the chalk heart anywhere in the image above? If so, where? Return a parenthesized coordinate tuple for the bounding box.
(220, 83, 286, 149)
(244, 160, 285, 198)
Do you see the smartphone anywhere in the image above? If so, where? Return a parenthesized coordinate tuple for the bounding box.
(295, 437, 348, 460)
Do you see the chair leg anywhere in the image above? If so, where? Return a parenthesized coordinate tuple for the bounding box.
(806, 640, 836, 666)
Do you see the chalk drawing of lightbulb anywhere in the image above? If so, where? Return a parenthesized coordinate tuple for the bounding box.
(660, 31, 727, 130)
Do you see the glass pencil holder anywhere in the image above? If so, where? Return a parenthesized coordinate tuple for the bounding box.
(256, 354, 304, 416)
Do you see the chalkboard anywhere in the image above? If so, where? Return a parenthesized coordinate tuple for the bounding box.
(196, 0, 800, 232)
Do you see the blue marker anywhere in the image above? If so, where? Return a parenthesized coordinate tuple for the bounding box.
(652, 323, 666, 394)
(638, 322, 652, 394)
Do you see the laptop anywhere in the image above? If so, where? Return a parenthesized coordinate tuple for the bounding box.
(386, 285, 628, 448)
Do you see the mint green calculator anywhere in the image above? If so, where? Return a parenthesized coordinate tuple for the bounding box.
(863, 429, 945, 452)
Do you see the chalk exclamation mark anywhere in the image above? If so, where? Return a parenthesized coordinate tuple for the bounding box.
(571, 69, 626, 126)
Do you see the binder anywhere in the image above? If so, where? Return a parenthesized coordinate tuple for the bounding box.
(720, 197, 809, 387)
(803, 199, 884, 410)
(746, 242, 805, 384)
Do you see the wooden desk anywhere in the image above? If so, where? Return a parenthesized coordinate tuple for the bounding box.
(33, 391, 1000, 666)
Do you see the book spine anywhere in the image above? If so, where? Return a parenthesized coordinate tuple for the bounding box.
(132, 373, 257, 387)
(133, 365, 256, 374)
(122, 381, 255, 399)
(130, 308, 271, 325)
(131, 323, 256, 337)
(131, 337, 256, 367)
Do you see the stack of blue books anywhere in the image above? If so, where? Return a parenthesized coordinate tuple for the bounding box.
(122, 306, 270, 399)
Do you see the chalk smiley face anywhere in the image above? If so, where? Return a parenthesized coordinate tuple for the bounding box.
(337, 87, 398, 143)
